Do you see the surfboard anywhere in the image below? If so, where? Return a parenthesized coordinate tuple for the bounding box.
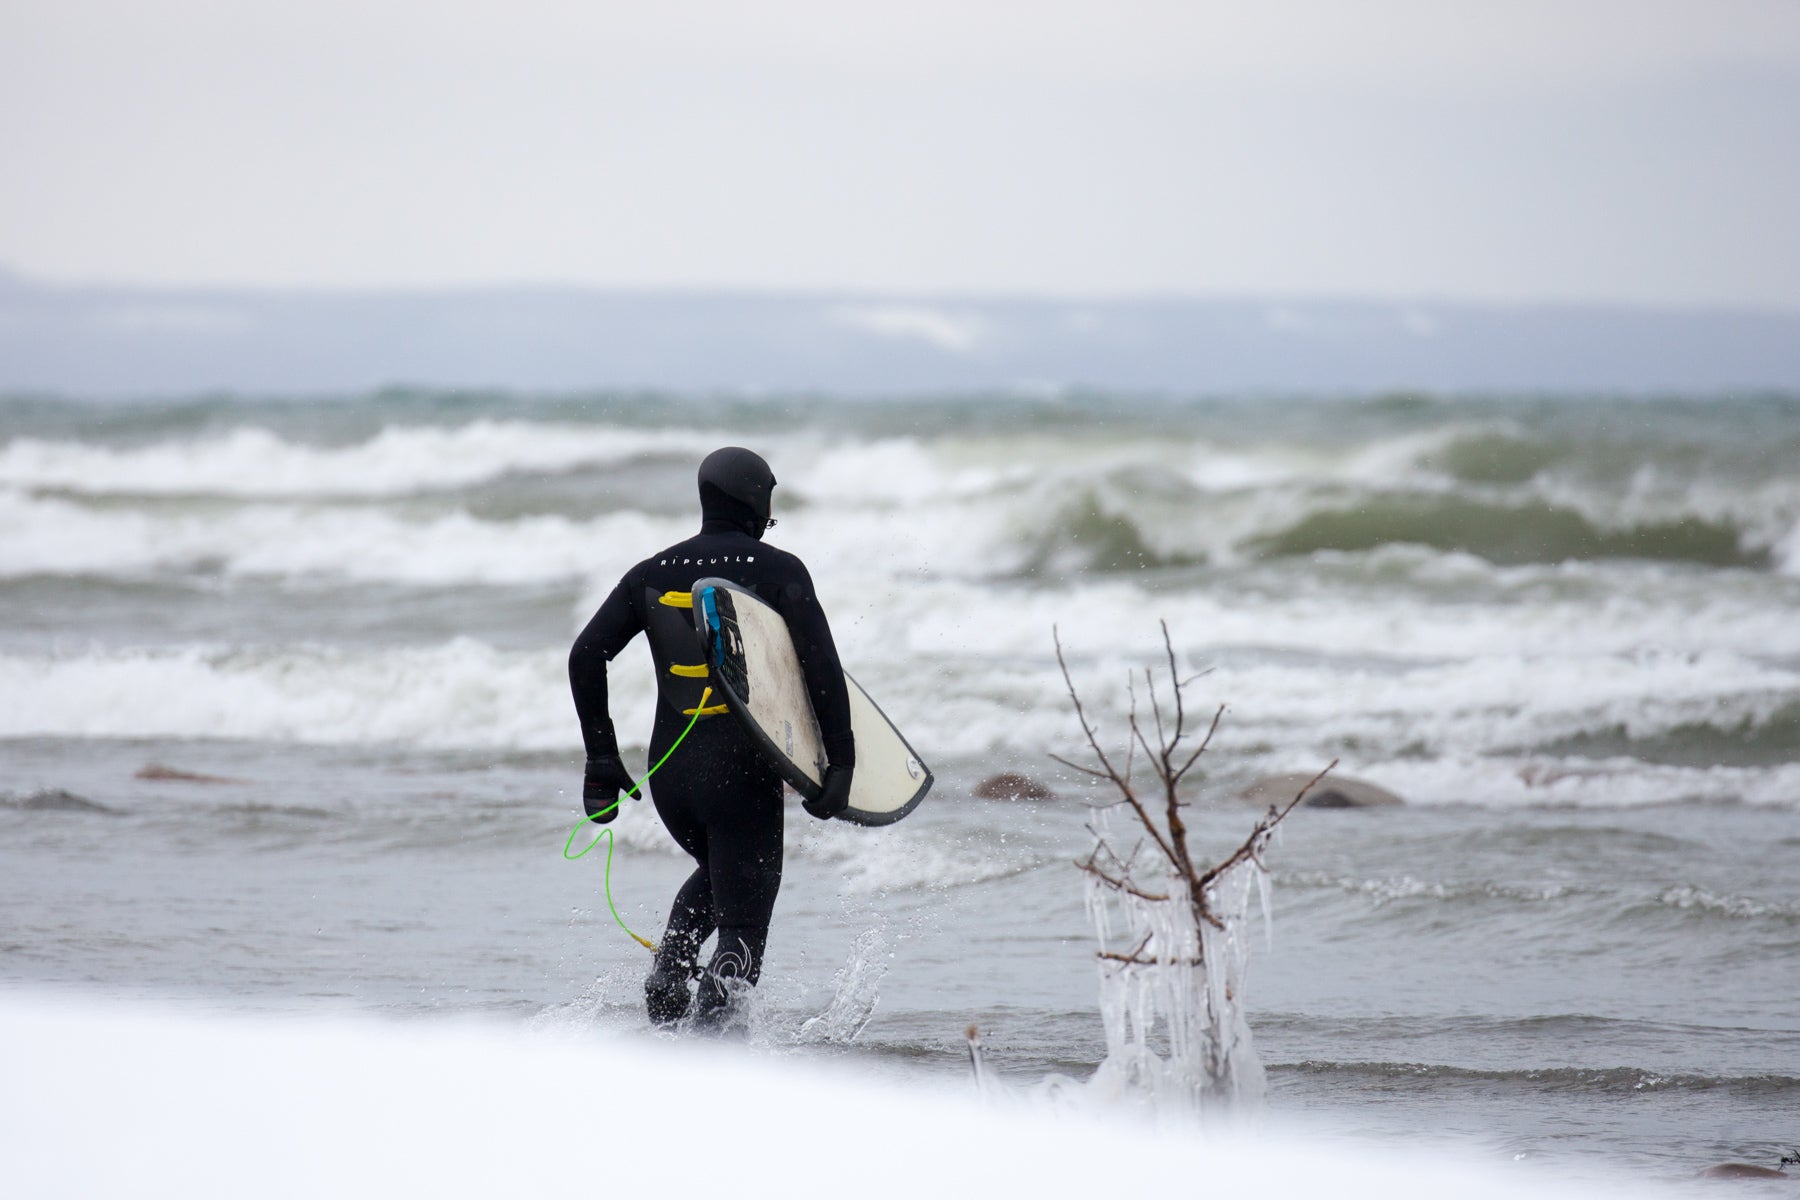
(692, 577, 932, 826)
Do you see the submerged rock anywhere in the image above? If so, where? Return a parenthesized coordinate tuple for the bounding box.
(973, 772, 1055, 801)
(136, 763, 246, 785)
(5, 789, 120, 815)
(1236, 772, 1404, 809)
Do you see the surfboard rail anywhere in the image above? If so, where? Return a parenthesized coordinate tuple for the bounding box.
(693, 577, 932, 827)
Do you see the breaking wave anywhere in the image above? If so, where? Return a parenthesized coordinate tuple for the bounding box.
(0, 421, 725, 498)
(1246, 495, 1763, 569)
(6, 390, 1800, 815)
(0, 641, 583, 750)
(1531, 699, 1800, 768)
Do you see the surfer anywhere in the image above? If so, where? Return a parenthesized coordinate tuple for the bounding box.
(568, 447, 855, 1027)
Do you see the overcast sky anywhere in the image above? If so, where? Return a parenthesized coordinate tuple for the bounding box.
(3, 1, 1797, 307)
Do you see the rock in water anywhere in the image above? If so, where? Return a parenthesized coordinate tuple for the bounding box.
(973, 772, 1055, 801)
(136, 763, 246, 785)
(1237, 772, 1404, 809)
(7, 789, 119, 815)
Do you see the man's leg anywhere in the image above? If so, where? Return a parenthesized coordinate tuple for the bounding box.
(692, 923, 770, 1023)
(692, 799, 784, 1027)
(646, 867, 713, 1024)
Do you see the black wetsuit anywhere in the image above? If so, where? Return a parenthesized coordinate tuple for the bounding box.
(568, 512, 854, 1019)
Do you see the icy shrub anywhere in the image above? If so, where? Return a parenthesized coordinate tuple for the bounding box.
(1084, 808, 1272, 1114)
(1054, 623, 1328, 1118)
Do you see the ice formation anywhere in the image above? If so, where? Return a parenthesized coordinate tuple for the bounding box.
(1083, 808, 1273, 1118)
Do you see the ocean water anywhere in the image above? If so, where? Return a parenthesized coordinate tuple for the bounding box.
(2, 390, 1797, 1189)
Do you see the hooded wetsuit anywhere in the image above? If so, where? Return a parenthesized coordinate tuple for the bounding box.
(568, 491, 854, 1022)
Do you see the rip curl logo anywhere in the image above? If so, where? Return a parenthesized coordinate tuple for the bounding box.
(709, 936, 753, 980)
(660, 556, 755, 566)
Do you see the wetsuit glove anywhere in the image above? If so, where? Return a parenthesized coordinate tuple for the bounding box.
(582, 754, 638, 823)
(803, 764, 853, 821)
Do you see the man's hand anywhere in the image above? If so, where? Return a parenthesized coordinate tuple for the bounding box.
(803, 764, 853, 821)
(583, 754, 638, 823)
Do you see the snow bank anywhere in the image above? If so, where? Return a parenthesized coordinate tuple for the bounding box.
(0, 995, 1674, 1200)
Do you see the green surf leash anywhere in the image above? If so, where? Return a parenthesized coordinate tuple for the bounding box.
(562, 686, 714, 953)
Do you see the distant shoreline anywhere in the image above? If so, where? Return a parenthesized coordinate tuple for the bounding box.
(4, 271, 1799, 394)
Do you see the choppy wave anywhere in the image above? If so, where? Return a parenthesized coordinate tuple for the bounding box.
(1280, 874, 1581, 907)
(7, 392, 1800, 815)
(1646, 886, 1800, 923)
(1533, 700, 1800, 768)
(1279, 1059, 1800, 1099)
(7, 497, 1800, 672)
(5, 638, 1799, 813)
(1245, 495, 1763, 569)
(7, 410, 1799, 577)
(0, 421, 725, 497)
(6, 417, 1800, 603)
(0, 641, 585, 750)
(792, 821, 1049, 894)
(0, 491, 695, 586)
(1338, 756, 1800, 809)
(1278, 873, 1799, 925)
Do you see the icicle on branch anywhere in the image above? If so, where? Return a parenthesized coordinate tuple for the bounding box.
(1057, 621, 1336, 944)
(1059, 623, 1336, 1112)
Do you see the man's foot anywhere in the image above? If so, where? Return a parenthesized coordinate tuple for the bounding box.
(644, 961, 692, 1025)
(690, 985, 749, 1038)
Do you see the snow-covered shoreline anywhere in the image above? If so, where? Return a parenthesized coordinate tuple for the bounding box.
(0, 992, 1665, 1200)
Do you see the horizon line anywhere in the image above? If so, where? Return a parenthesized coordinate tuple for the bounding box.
(4, 264, 1798, 319)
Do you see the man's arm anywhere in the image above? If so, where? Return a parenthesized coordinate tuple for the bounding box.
(569, 575, 643, 820)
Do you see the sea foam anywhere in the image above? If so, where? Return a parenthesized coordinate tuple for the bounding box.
(0, 421, 725, 497)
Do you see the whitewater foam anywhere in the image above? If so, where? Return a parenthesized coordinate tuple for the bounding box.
(0, 421, 726, 497)
(0, 490, 693, 586)
(0, 640, 587, 749)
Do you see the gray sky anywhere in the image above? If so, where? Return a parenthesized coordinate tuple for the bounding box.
(3, 0, 1798, 307)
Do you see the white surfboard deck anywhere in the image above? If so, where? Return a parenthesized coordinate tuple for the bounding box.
(693, 577, 931, 826)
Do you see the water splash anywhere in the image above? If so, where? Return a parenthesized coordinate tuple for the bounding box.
(796, 925, 889, 1045)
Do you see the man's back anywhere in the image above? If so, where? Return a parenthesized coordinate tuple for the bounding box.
(565, 447, 857, 1026)
(579, 527, 852, 767)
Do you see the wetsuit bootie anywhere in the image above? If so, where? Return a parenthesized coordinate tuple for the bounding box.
(645, 926, 704, 1026)
(691, 972, 748, 1035)
(644, 959, 693, 1025)
(691, 926, 766, 1032)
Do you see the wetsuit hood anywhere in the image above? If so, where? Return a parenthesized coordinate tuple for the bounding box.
(698, 446, 776, 538)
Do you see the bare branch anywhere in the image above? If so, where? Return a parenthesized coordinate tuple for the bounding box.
(1079, 829, 1136, 879)
(1097, 933, 1155, 965)
(1172, 704, 1227, 784)
(1096, 931, 1206, 966)
(1047, 753, 1113, 781)
(1075, 858, 1171, 903)
(1195, 759, 1337, 892)
(1053, 627, 1128, 787)
(1058, 622, 1323, 974)
(1123, 675, 1139, 785)
(1145, 663, 1169, 762)
(1100, 950, 1206, 966)
(1161, 619, 1186, 753)
(1117, 785, 1180, 873)
(1130, 710, 1166, 787)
